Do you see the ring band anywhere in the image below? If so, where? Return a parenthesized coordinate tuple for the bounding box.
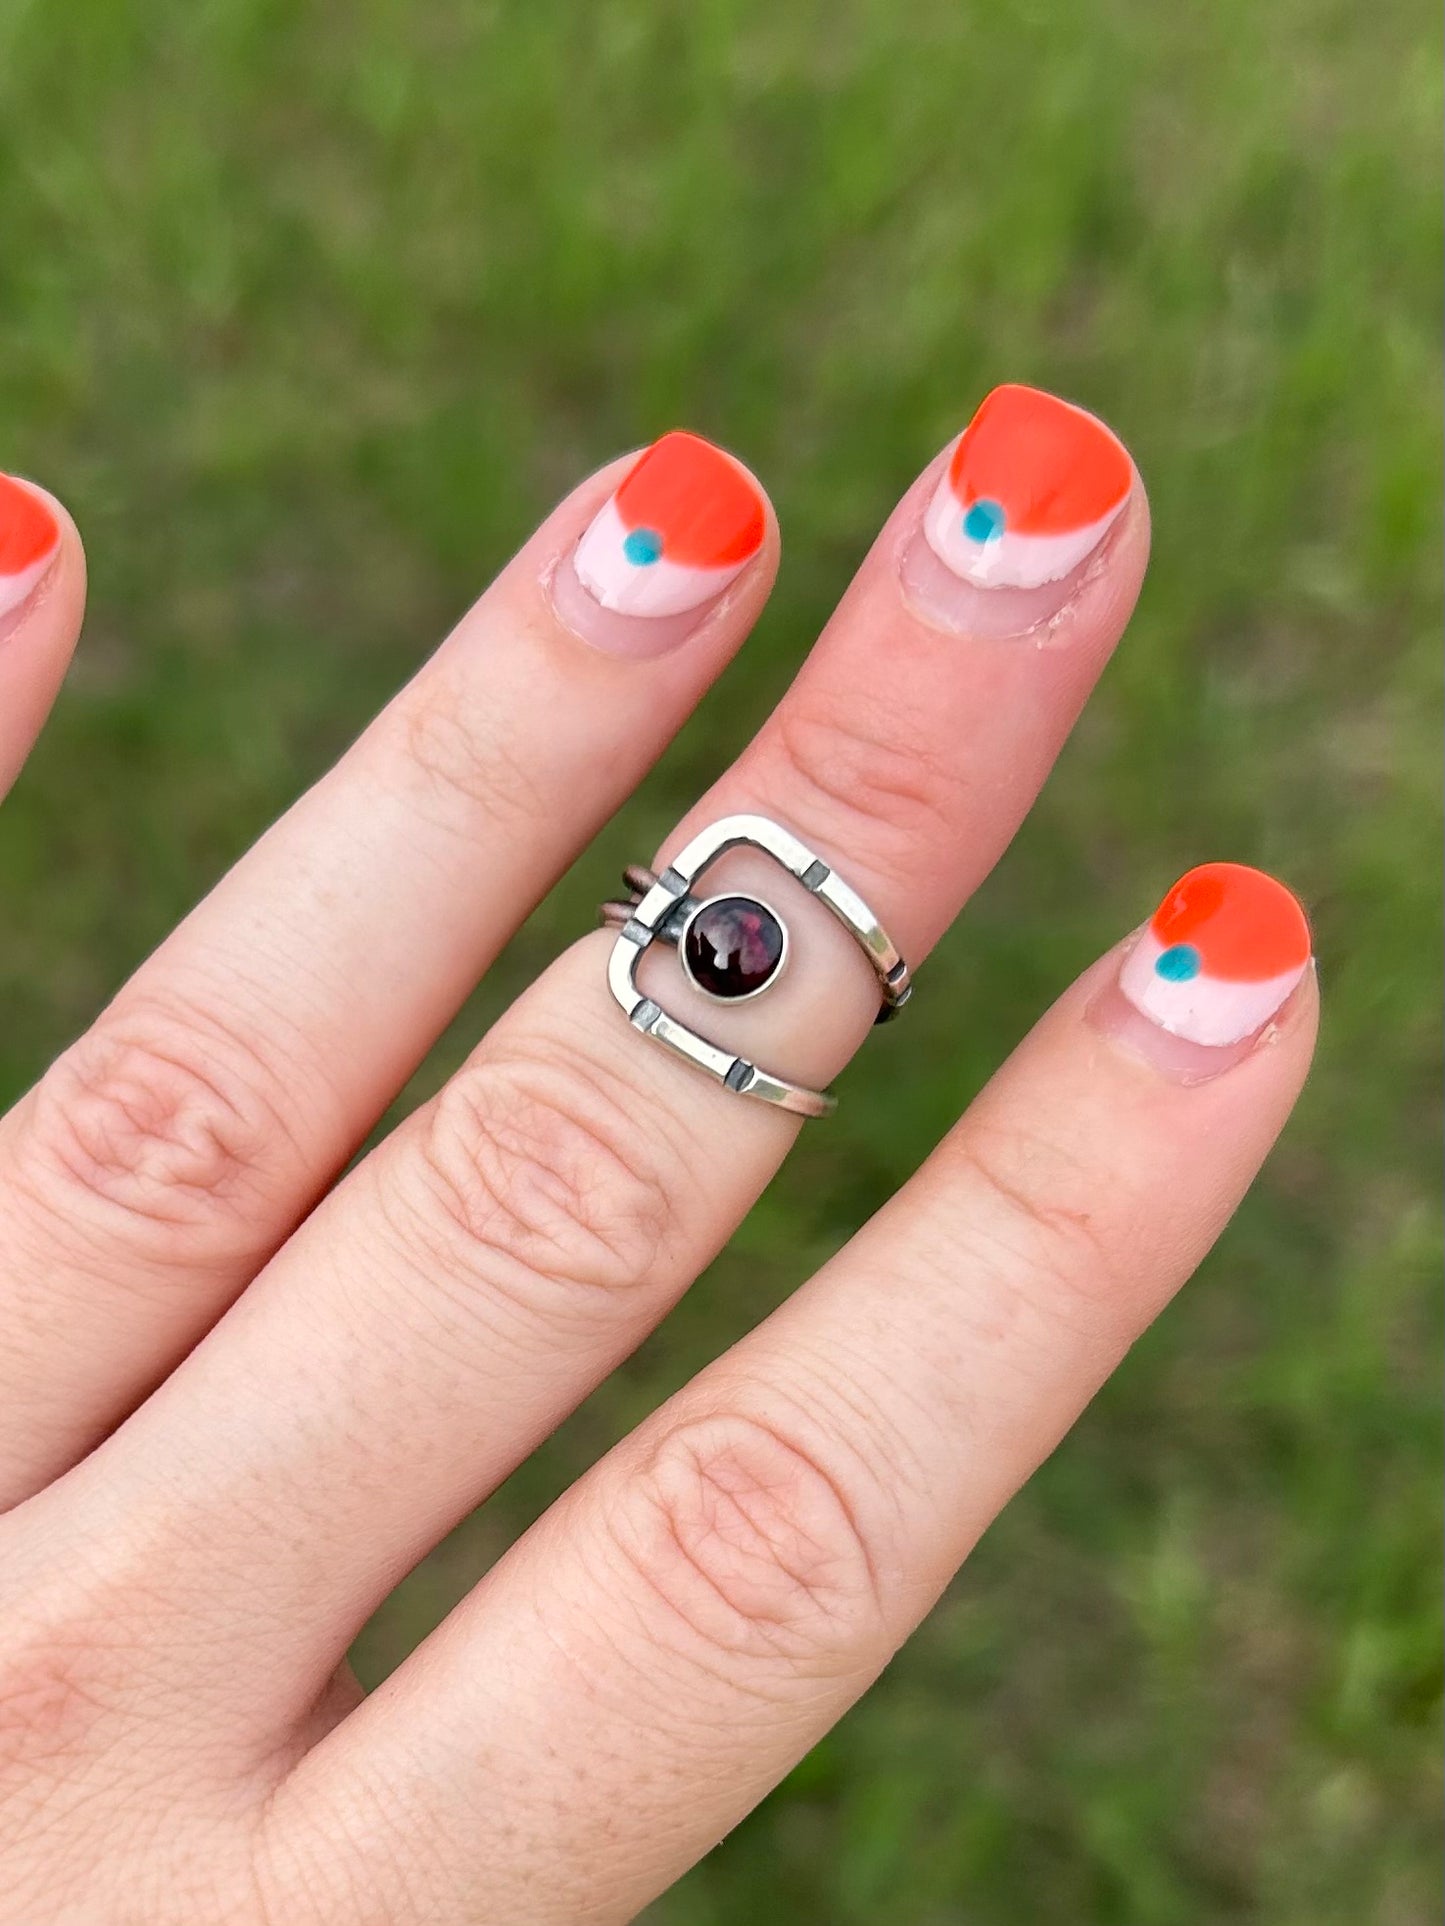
(601, 813, 911, 1117)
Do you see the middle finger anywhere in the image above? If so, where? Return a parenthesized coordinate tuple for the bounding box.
(15, 386, 1149, 1744)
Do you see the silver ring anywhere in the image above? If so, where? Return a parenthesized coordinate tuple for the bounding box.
(600, 813, 911, 1117)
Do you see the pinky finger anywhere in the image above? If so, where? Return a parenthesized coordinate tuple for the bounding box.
(0, 474, 84, 800)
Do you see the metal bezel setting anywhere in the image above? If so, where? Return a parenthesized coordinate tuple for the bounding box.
(676, 892, 791, 1004)
(603, 813, 912, 1118)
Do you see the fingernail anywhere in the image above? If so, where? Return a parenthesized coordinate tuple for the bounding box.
(901, 384, 1133, 640)
(556, 431, 766, 658)
(1094, 863, 1313, 1080)
(0, 475, 61, 628)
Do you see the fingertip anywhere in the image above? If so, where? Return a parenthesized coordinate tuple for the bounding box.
(0, 473, 88, 796)
(1, 473, 84, 632)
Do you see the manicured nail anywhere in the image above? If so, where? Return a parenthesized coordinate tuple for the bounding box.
(901, 385, 1133, 640)
(0, 475, 61, 626)
(924, 384, 1131, 588)
(573, 431, 765, 622)
(1118, 863, 1312, 1047)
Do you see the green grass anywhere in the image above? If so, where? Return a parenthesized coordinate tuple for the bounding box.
(1, 0, 1440, 1918)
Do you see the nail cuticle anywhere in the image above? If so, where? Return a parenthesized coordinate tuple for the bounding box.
(0, 563, 58, 647)
(1087, 973, 1263, 1085)
(898, 497, 1131, 646)
(548, 546, 740, 661)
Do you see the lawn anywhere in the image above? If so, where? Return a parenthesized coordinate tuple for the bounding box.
(0, 0, 1439, 1919)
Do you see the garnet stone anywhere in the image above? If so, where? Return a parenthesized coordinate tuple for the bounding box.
(681, 894, 787, 1001)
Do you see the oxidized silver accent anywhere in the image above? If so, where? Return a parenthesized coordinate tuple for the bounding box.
(601, 813, 912, 1118)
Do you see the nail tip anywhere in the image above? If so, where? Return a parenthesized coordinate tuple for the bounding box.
(1117, 864, 1314, 1050)
(0, 474, 62, 619)
(571, 431, 764, 630)
(923, 384, 1132, 594)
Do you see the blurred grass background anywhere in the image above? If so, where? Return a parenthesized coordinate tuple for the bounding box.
(1, 0, 1440, 1918)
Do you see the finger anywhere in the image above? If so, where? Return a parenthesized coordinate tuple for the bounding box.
(275, 872, 1317, 1926)
(0, 476, 84, 800)
(0, 434, 776, 1503)
(15, 388, 1150, 1734)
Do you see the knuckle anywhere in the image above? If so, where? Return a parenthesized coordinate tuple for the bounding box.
(767, 689, 965, 879)
(952, 1124, 1122, 1338)
(399, 693, 549, 835)
(0, 1633, 100, 1779)
(19, 1005, 290, 1254)
(254, 1771, 437, 1926)
(0, 1573, 267, 1920)
(403, 1041, 680, 1325)
(0, 1587, 128, 1785)
(609, 1410, 886, 1673)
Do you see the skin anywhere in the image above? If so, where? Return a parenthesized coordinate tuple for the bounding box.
(0, 442, 1315, 1925)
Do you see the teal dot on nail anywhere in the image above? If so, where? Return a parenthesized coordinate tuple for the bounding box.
(963, 498, 1006, 543)
(1156, 943, 1202, 982)
(623, 526, 663, 565)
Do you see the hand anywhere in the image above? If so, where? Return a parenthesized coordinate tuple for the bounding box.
(0, 401, 1315, 1925)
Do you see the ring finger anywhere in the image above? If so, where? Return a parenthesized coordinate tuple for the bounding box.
(12, 386, 1150, 1744)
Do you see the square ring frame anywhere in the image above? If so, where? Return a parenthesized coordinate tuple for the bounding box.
(606, 813, 912, 1118)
